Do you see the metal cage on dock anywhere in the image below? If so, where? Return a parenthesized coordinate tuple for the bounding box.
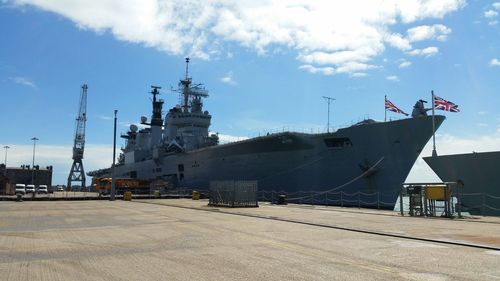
(209, 180, 258, 207)
(399, 182, 461, 218)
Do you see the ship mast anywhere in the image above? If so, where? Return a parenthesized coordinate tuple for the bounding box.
(150, 85, 163, 127)
(323, 96, 335, 133)
(180, 58, 191, 113)
(177, 57, 208, 113)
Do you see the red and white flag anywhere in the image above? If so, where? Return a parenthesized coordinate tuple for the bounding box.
(385, 97, 408, 116)
(434, 95, 460, 112)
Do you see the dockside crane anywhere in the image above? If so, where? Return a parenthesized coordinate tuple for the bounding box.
(68, 84, 88, 190)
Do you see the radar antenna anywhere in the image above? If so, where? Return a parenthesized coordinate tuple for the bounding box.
(174, 58, 209, 113)
(68, 84, 88, 190)
(323, 96, 335, 133)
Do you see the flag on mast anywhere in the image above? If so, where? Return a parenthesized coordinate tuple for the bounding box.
(385, 97, 408, 116)
(433, 95, 460, 112)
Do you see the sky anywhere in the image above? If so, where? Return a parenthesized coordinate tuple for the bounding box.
(1, 0, 500, 185)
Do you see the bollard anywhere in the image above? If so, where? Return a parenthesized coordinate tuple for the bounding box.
(192, 190, 200, 200)
(277, 194, 287, 205)
(123, 191, 132, 201)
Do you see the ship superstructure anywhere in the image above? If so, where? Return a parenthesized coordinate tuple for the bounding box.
(90, 59, 445, 208)
(119, 58, 218, 175)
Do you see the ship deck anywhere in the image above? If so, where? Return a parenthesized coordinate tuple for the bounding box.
(1, 199, 499, 280)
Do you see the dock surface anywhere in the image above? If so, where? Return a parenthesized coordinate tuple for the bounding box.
(1, 199, 499, 280)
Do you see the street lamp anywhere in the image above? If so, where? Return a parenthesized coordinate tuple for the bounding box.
(31, 137, 39, 184)
(110, 110, 117, 201)
(3, 145, 9, 167)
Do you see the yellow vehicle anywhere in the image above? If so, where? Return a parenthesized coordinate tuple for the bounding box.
(93, 177, 152, 195)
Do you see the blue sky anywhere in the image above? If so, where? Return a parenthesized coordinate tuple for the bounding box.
(1, 0, 500, 185)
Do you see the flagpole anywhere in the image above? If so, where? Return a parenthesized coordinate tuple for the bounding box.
(431, 90, 437, 157)
(384, 95, 387, 122)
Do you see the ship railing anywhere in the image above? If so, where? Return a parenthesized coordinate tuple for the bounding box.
(215, 127, 332, 145)
(251, 117, 388, 139)
(457, 192, 500, 214)
(214, 116, 408, 145)
(398, 182, 500, 217)
(258, 189, 396, 210)
(260, 184, 500, 216)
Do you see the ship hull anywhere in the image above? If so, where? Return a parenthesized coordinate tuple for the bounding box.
(424, 151, 500, 216)
(113, 115, 444, 209)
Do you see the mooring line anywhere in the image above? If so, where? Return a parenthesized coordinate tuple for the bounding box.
(133, 200, 500, 252)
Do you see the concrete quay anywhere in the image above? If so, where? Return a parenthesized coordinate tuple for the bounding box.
(0, 199, 499, 281)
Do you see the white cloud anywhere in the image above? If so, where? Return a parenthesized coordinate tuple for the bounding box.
(119, 121, 147, 130)
(436, 134, 500, 154)
(297, 49, 375, 66)
(209, 133, 248, 144)
(8, 76, 36, 88)
(0, 143, 112, 185)
(406, 24, 451, 42)
(386, 75, 399, 81)
(489, 20, 498, 26)
(406, 132, 500, 182)
(298, 62, 377, 76)
(396, 0, 466, 23)
(220, 71, 236, 85)
(398, 59, 412, 68)
(494, 3, 500, 10)
(385, 33, 412, 51)
(490, 58, 500, 66)
(408, 46, 439, 57)
(99, 115, 113, 121)
(298, 65, 334, 76)
(9, 0, 465, 75)
(336, 62, 379, 74)
(485, 10, 498, 18)
(351, 72, 368, 78)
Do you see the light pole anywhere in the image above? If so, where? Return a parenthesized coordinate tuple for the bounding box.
(31, 137, 39, 184)
(110, 110, 117, 201)
(3, 145, 9, 167)
(322, 96, 335, 133)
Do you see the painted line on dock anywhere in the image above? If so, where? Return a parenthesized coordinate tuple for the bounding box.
(134, 200, 500, 252)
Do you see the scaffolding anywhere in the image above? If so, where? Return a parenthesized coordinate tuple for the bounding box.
(209, 180, 258, 208)
(399, 182, 461, 218)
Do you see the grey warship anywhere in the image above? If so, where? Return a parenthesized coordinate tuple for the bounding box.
(90, 59, 445, 208)
(424, 152, 500, 216)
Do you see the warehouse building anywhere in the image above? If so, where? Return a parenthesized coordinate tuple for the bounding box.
(0, 164, 53, 194)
